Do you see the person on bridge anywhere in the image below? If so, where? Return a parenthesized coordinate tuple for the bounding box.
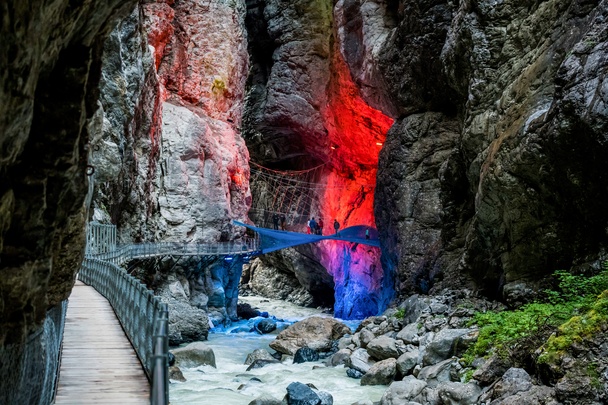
(272, 213, 279, 230)
(309, 218, 317, 234)
(280, 214, 286, 230)
(317, 218, 324, 235)
(333, 219, 340, 235)
(365, 228, 370, 240)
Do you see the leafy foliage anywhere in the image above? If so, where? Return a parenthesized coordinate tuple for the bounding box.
(463, 265, 608, 366)
(393, 308, 405, 320)
(538, 290, 608, 364)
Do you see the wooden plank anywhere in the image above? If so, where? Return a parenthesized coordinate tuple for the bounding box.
(55, 281, 150, 404)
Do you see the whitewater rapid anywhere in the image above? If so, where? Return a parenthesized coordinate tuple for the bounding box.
(169, 296, 386, 405)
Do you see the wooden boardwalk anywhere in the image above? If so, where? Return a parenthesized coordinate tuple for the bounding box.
(55, 280, 149, 404)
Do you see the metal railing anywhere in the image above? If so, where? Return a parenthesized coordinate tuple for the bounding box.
(79, 258, 169, 405)
(88, 238, 260, 265)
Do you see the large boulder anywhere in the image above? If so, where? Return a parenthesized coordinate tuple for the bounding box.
(361, 358, 397, 386)
(396, 323, 421, 345)
(422, 328, 475, 366)
(269, 317, 351, 355)
(326, 348, 351, 367)
(491, 368, 533, 401)
(472, 354, 511, 386)
(171, 342, 216, 368)
(246, 359, 281, 371)
(366, 336, 400, 361)
(437, 382, 482, 405)
(396, 349, 419, 376)
(417, 359, 453, 388)
(283, 382, 333, 405)
(244, 349, 276, 366)
(380, 377, 427, 405)
(346, 348, 375, 374)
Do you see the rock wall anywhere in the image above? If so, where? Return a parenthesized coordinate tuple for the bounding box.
(89, 0, 252, 336)
(374, 0, 608, 302)
(0, 0, 137, 401)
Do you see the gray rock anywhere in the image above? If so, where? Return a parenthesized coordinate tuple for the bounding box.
(396, 296, 431, 324)
(293, 347, 320, 364)
(316, 390, 333, 405)
(491, 368, 533, 400)
(380, 377, 427, 404)
(245, 349, 276, 366)
(422, 329, 475, 366)
(326, 349, 351, 367)
(429, 303, 449, 315)
(171, 342, 216, 368)
(472, 355, 510, 386)
(246, 359, 280, 371)
(397, 349, 419, 376)
(367, 336, 400, 361)
(346, 348, 374, 374)
(437, 382, 481, 405)
(397, 323, 421, 345)
(359, 328, 375, 348)
(284, 382, 332, 405)
(347, 368, 364, 379)
(256, 318, 278, 334)
(169, 365, 186, 382)
(248, 395, 282, 405)
(417, 359, 453, 388)
(491, 384, 557, 405)
(413, 387, 439, 405)
(337, 336, 353, 350)
(361, 358, 398, 386)
(269, 317, 351, 355)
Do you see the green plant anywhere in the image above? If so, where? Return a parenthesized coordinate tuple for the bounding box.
(463, 369, 475, 383)
(394, 308, 405, 320)
(463, 265, 608, 366)
(538, 290, 608, 364)
(211, 77, 226, 95)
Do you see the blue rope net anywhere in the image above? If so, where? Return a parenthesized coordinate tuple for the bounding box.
(233, 221, 379, 253)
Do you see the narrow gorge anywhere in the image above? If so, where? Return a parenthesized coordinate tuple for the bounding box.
(1, 0, 607, 404)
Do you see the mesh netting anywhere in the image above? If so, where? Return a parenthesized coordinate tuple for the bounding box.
(249, 162, 326, 228)
(248, 162, 377, 230)
(0, 300, 67, 405)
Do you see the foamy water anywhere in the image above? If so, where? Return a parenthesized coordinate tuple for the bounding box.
(169, 296, 386, 405)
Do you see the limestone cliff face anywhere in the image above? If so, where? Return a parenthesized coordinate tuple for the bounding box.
(89, 0, 251, 334)
(374, 0, 608, 302)
(92, 0, 250, 243)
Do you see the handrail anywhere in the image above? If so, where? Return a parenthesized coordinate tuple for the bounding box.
(78, 227, 259, 405)
(87, 238, 260, 265)
(78, 258, 169, 405)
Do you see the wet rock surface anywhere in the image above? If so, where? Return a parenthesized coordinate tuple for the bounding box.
(269, 316, 351, 355)
(171, 341, 216, 369)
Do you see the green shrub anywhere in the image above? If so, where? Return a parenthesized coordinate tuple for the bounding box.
(393, 308, 405, 320)
(538, 290, 608, 364)
(463, 265, 608, 366)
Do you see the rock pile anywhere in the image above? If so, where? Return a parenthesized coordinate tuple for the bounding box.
(316, 293, 566, 404)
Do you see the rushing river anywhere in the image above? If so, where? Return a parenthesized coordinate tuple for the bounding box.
(170, 296, 387, 405)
